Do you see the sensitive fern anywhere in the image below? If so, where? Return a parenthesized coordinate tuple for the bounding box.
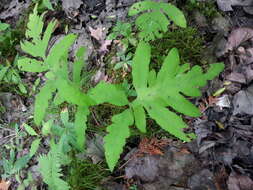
(18, 6, 92, 150)
(90, 42, 224, 171)
(128, 0, 186, 41)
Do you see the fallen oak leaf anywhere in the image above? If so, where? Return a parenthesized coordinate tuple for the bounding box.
(88, 26, 112, 53)
(99, 39, 112, 53)
(0, 180, 10, 190)
(138, 137, 169, 156)
(225, 27, 253, 53)
(88, 26, 103, 41)
(217, 0, 253, 11)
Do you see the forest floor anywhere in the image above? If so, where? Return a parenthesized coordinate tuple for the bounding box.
(0, 0, 253, 190)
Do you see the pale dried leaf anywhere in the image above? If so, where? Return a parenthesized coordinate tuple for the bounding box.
(89, 26, 103, 41)
(99, 39, 112, 53)
(0, 180, 10, 190)
(226, 28, 253, 52)
(217, 0, 253, 11)
(227, 173, 253, 190)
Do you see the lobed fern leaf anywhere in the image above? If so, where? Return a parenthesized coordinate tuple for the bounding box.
(93, 42, 224, 170)
(128, 0, 187, 41)
(88, 81, 129, 106)
(19, 4, 57, 71)
(104, 109, 134, 171)
(18, 5, 92, 129)
(131, 42, 224, 141)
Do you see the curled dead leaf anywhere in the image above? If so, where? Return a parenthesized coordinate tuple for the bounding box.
(225, 28, 253, 53)
(0, 180, 10, 190)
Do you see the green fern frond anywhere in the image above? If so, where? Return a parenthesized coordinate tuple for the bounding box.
(128, 0, 186, 41)
(131, 42, 224, 141)
(18, 5, 92, 130)
(38, 143, 70, 190)
(91, 42, 224, 171)
(20, 4, 56, 62)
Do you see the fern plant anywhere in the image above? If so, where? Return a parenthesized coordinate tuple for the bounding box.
(23, 109, 79, 190)
(128, 0, 187, 41)
(38, 142, 70, 190)
(18, 5, 93, 150)
(89, 42, 224, 171)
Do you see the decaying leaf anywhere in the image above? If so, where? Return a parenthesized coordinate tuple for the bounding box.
(225, 28, 253, 53)
(138, 137, 169, 156)
(217, 0, 253, 12)
(89, 26, 104, 41)
(227, 173, 253, 190)
(89, 26, 112, 53)
(233, 85, 253, 115)
(0, 180, 10, 190)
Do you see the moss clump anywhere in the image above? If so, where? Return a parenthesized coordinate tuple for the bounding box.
(87, 104, 127, 134)
(183, 0, 219, 19)
(67, 159, 110, 190)
(151, 27, 205, 68)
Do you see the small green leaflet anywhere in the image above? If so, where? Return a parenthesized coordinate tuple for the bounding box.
(132, 104, 146, 133)
(29, 139, 41, 157)
(34, 81, 56, 125)
(0, 66, 9, 80)
(38, 143, 70, 190)
(74, 106, 89, 151)
(24, 123, 38, 136)
(42, 119, 53, 136)
(42, 0, 54, 10)
(0, 21, 9, 31)
(73, 47, 86, 85)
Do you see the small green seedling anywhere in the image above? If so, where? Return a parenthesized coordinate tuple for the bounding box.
(0, 57, 27, 94)
(107, 21, 137, 48)
(114, 52, 133, 70)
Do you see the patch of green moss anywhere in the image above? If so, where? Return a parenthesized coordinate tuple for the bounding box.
(150, 27, 205, 70)
(87, 104, 127, 134)
(183, 0, 219, 20)
(66, 158, 110, 190)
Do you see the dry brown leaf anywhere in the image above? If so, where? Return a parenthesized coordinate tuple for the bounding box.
(225, 28, 253, 52)
(226, 72, 246, 84)
(88, 26, 112, 53)
(227, 173, 253, 190)
(217, 0, 253, 11)
(0, 180, 10, 190)
(138, 137, 169, 156)
(199, 96, 218, 113)
(240, 47, 253, 64)
(99, 39, 112, 53)
(88, 26, 103, 41)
